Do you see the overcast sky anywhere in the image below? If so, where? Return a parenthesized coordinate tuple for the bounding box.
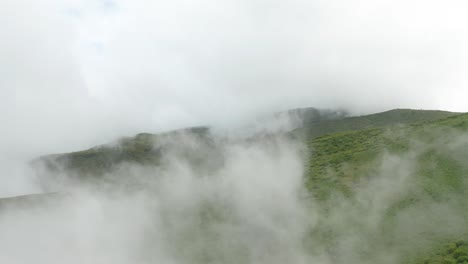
(1, 0, 468, 157)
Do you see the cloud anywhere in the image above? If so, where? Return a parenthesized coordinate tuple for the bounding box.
(1, 0, 468, 195)
(1, 2, 467, 261)
(0, 135, 314, 264)
(2, 127, 468, 263)
(75, 0, 468, 117)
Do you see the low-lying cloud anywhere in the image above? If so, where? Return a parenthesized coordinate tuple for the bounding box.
(1, 1, 468, 262)
(0, 135, 312, 264)
(1, 128, 467, 264)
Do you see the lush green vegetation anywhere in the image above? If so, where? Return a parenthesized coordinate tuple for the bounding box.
(302, 112, 468, 263)
(297, 108, 458, 139)
(24, 108, 468, 263)
(414, 240, 468, 264)
(37, 126, 212, 176)
(303, 112, 468, 200)
(39, 109, 459, 177)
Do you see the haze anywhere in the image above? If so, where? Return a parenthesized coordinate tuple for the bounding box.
(1, 1, 468, 263)
(2, 0, 468, 156)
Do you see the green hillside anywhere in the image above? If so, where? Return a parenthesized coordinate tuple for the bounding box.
(304, 112, 468, 200)
(34, 126, 217, 179)
(296, 108, 458, 139)
(303, 112, 468, 264)
(19, 108, 468, 263)
(36, 108, 459, 178)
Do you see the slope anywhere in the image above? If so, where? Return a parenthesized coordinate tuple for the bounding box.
(7, 108, 468, 264)
(303, 112, 468, 264)
(296, 108, 459, 139)
(35, 108, 459, 180)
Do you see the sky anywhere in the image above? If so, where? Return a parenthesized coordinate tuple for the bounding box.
(1, 0, 468, 157)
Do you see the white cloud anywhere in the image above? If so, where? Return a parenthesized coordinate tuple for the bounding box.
(1, 0, 468, 195)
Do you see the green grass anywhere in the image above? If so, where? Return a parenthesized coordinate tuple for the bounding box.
(303, 113, 468, 263)
(293, 108, 458, 139)
(39, 109, 458, 177)
(23, 109, 468, 263)
(413, 240, 468, 264)
(304, 112, 468, 199)
(37, 126, 212, 176)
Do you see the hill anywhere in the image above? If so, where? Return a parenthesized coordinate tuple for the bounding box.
(35, 108, 459, 179)
(301, 112, 468, 263)
(295, 108, 459, 139)
(10, 108, 468, 263)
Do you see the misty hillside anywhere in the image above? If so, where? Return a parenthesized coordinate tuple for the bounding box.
(305, 111, 468, 264)
(36, 108, 458, 177)
(295, 108, 458, 139)
(21, 108, 468, 264)
(5, 1, 468, 263)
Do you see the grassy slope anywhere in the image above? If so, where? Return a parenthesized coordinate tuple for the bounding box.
(305, 112, 468, 200)
(38, 109, 458, 176)
(304, 113, 468, 263)
(36, 126, 212, 176)
(297, 108, 458, 139)
(17, 108, 468, 263)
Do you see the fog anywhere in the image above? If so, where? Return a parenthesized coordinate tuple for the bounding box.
(1, 127, 467, 264)
(2, 0, 468, 157)
(1, 0, 468, 263)
(2, 0, 468, 194)
(0, 135, 310, 264)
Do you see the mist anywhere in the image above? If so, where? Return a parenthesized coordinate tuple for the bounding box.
(3, 0, 468, 196)
(1, 125, 467, 263)
(0, 134, 310, 264)
(2, 0, 468, 157)
(1, 0, 468, 263)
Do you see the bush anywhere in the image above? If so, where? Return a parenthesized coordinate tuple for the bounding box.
(457, 255, 468, 263)
(443, 257, 456, 264)
(453, 247, 468, 259)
